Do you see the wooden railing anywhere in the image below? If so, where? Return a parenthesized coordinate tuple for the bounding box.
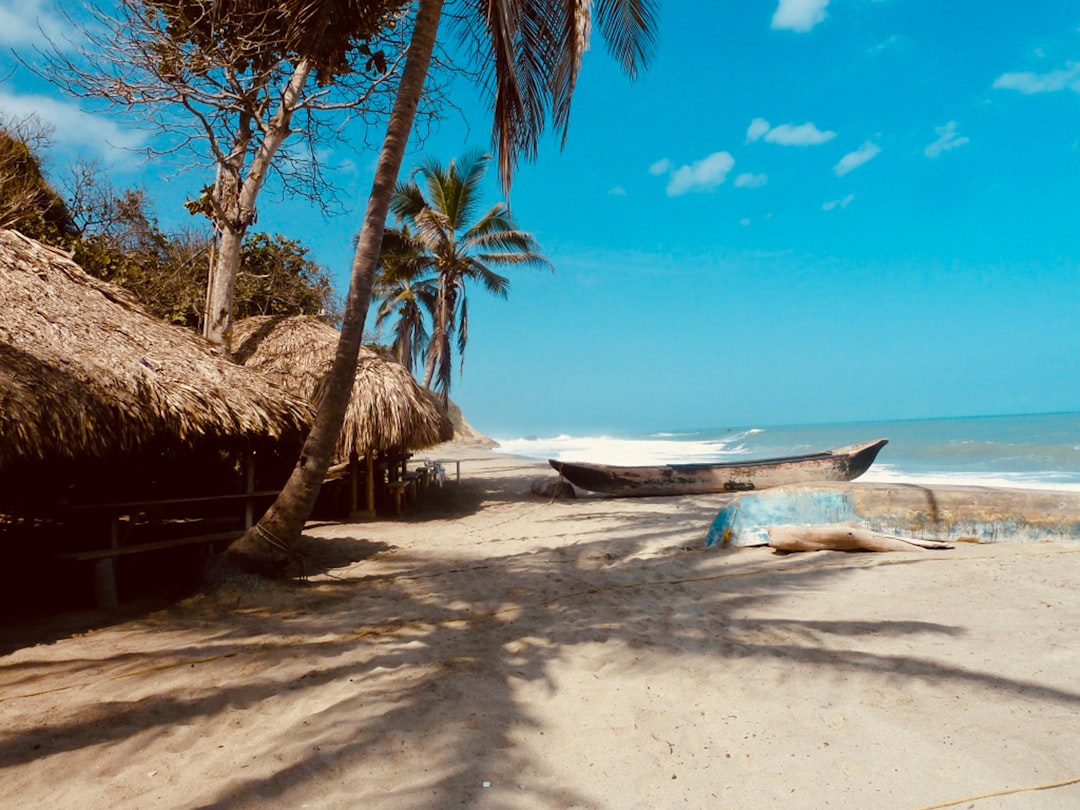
(61, 490, 281, 609)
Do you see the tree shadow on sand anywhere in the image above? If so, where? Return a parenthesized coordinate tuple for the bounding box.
(2, 479, 1078, 808)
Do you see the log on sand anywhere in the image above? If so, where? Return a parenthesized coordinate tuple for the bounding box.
(768, 523, 954, 553)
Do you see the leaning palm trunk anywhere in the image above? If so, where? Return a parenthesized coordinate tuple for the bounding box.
(225, 0, 445, 573)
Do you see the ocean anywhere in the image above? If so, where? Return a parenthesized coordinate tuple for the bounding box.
(491, 411, 1080, 492)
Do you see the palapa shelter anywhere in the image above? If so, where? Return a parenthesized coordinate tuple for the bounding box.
(0, 229, 314, 508)
(232, 314, 452, 514)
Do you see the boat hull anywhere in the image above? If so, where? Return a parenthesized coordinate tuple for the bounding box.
(705, 481, 1080, 547)
(548, 438, 888, 497)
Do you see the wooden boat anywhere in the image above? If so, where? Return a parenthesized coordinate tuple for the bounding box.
(705, 481, 1080, 547)
(548, 438, 888, 497)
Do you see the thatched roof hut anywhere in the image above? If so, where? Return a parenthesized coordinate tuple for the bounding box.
(0, 230, 313, 472)
(232, 315, 452, 459)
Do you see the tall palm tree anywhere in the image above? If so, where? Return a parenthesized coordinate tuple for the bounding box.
(374, 226, 437, 373)
(229, 0, 658, 574)
(385, 150, 551, 401)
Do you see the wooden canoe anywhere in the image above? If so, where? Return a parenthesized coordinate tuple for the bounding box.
(548, 438, 888, 497)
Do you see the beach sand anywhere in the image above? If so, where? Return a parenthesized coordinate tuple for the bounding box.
(2, 447, 1079, 808)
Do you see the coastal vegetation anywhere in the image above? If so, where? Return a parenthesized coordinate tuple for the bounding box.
(38, 0, 414, 348)
(0, 116, 339, 327)
(376, 150, 552, 403)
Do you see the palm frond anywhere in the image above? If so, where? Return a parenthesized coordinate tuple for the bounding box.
(447, 150, 491, 228)
(469, 227, 548, 256)
(456, 292, 469, 374)
(456, 0, 657, 189)
(388, 180, 430, 222)
(594, 0, 658, 80)
(463, 202, 517, 241)
(464, 258, 511, 297)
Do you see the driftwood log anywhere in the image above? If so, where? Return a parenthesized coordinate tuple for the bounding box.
(768, 523, 954, 553)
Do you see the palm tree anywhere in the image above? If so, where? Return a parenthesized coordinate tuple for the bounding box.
(374, 226, 437, 373)
(228, 0, 657, 574)
(384, 150, 551, 401)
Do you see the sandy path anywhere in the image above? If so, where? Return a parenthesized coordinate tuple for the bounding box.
(2, 451, 1079, 808)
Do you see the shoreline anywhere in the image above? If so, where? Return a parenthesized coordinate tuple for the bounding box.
(475, 445, 1080, 494)
(3, 449, 1079, 808)
(478, 411, 1080, 492)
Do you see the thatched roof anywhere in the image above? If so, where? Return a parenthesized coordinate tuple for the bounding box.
(233, 315, 452, 457)
(0, 230, 314, 469)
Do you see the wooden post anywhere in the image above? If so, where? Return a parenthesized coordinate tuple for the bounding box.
(93, 560, 119, 610)
(243, 449, 256, 529)
(365, 452, 376, 514)
(349, 451, 360, 513)
(94, 519, 121, 610)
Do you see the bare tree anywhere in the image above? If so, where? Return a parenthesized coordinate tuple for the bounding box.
(35, 0, 428, 348)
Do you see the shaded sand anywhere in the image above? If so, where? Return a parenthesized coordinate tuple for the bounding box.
(2, 448, 1080, 809)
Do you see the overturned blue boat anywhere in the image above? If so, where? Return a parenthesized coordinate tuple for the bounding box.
(706, 482, 1080, 548)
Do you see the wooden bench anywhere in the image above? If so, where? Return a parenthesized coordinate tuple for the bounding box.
(62, 530, 244, 610)
(60, 490, 280, 609)
(404, 467, 428, 495)
(386, 478, 416, 515)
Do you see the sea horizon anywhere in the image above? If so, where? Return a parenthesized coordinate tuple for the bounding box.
(488, 410, 1080, 493)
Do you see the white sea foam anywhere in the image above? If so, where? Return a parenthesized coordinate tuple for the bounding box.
(860, 465, 1080, 492)
(493, 432, 754, 465)
(492, 433, 1080, 492)
(491, 414, 1080, 490)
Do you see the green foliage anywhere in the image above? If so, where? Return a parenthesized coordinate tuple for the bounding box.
(77, 224, 342, 330)
(183, 184, 216, 218)
(234, 233, 342, 324)
(71, 193, 209, 328)
(146, 0, 408, 85)
(0, 124, 76, 243)
(0, 121, 339, 330)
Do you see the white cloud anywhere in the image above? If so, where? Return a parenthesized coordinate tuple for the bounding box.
(648, 158, 673, 175)
(868, 35, 901, 55)
(747, 117, 836, 146)
(924, 121, 969, 158)
(662, 151, 736, 196)
(765, 121, 836, 146)
(746, 117, 772, 143)
(772, 0, 830, 33)
(739, 217, 752, 227)
(0, 0, 70, 48)
(734, 172, 768, 188)
(993, 63, 1080, 94)
(834, 141, 881, 176)
(822, 193, 855, 211)
(0, 90, 147, 161)
(608, 186, 627, 196)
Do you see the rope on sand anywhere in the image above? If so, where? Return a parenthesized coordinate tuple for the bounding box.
(916, 775, 1080, 809)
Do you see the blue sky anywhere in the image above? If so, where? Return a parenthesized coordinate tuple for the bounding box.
(3, 0, 1079, 439)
